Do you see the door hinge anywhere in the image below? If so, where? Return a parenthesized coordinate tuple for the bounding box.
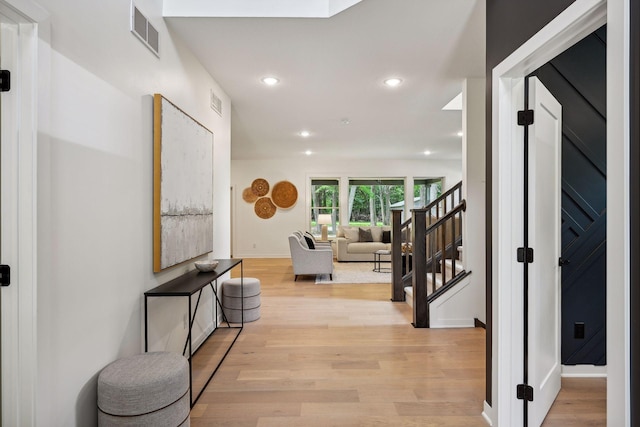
(517, 384, 534, 401)
(517, 247, 534, 263)
(0, 265, 10, 286)
(517, 109, 534, 126)
(559, 257, 570, 266)
(0, 70, 10, 92)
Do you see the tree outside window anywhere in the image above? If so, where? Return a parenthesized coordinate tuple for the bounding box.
(310, 179, 339, 237)
(413, 178, 443, 210)
(347, 179, 405, 226)
(310, 177, 444, 233)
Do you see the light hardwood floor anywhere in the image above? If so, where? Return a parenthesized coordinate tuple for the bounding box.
(190, 258, 605, 426)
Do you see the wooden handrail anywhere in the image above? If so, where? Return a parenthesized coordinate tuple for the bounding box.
(422, 201, 466, 236)
(422, 181, 462, 213)
(391, 180, 467, 328)
(428, 270, 472, 303)
(401, 217, 412, 229)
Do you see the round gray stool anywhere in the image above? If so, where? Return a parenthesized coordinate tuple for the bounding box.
(222, 277, 261, 323)
(97, 351, 190, 427)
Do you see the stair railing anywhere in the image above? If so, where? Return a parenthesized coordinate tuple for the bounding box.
(391, 181, 468, 327)
(391, 212, 412, 301)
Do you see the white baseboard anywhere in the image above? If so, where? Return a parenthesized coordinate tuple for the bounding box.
(482, 401, 494, 426)
(429, 319, 476, 328)
(233, 252, 290, 258)
(561, 364, 607, 378)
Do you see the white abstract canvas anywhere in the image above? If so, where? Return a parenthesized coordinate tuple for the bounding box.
(154, 94, 214, 271)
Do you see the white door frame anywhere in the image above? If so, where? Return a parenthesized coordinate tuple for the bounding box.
(491, 0, 607, 425)
(0, 1, 45, 425)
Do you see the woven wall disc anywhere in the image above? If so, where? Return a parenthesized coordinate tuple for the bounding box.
(254, 197, 276, 219)
(251, 178, 270, 196)
(242, 187, 258, 203)
(271, 181, 298, 209)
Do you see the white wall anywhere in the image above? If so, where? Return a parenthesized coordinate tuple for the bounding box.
(231, 157, 462, 258)
(462, 78, 486, 324)
(33, 0, 231, 425)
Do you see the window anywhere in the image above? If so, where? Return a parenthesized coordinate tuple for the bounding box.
(310, 179, 339, 237)
(413, 178, 443, 209)
(347, 179, 404, 226)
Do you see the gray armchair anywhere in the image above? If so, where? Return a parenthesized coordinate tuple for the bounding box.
(288, 234, 334, 281)
(292, 230, 331, 249)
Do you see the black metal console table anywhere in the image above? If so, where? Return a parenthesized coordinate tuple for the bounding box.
(144, 258, 243, 406)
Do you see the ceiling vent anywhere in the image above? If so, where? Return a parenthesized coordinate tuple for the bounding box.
(131, 2, 159, 57)
(210, 89, 222, 116)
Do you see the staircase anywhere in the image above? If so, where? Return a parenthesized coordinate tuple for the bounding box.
(395, 247, 465, 299)
(404, 248, 464, 303)
(391, 181, 473, 328)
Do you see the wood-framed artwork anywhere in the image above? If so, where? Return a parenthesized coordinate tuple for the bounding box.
(153, 94, 214, 272)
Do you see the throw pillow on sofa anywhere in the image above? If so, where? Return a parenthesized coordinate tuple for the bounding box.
(343, 227, 359, 242)
(382, 230, 391, 243)
(359, 228, 373, 242)
(370, 227, 384, 242)
(304, 235, 315, 249)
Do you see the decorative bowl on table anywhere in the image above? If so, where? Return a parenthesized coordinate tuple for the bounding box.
(194, 260, 219, 272)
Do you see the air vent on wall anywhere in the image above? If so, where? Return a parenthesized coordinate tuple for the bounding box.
(131, 2, 159, 57)
(210, 89, 222, 116)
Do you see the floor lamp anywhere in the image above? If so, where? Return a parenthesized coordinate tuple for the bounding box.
(317, 214, 332, 241)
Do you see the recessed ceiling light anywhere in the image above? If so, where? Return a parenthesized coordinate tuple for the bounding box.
(424, 150, 432, 156)
(300, 130, 311, 138)
(384, 78, 403, 87)
(305, 150, 313, 156)
(457, 131, 464, 137)
(341, 118, 350, 125)
(261, 76, 280, 86)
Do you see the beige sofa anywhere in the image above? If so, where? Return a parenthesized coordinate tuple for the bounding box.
(335, 226, 392, 262)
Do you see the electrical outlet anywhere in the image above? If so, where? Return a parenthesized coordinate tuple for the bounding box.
(574, 322, 585, 339)
(252, 243, 256, 248)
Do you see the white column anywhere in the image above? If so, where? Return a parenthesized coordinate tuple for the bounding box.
(404, 176, 414, 222)
(340, 175, 350, 227)
(462, 78, 486, 323)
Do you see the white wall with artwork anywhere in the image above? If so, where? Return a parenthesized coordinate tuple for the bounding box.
(32, 0, 231, 425)
(153, 94, 215, 271)
(231, 157, 462, 258)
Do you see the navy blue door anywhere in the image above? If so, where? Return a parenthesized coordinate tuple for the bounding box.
(535, 26, 607, 366)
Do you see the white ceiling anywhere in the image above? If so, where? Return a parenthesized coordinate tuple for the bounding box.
(165, 0, 486, 161)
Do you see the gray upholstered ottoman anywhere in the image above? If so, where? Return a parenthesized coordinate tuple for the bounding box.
(222, 277, 261, 323)
(97, 351, 190, 426)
